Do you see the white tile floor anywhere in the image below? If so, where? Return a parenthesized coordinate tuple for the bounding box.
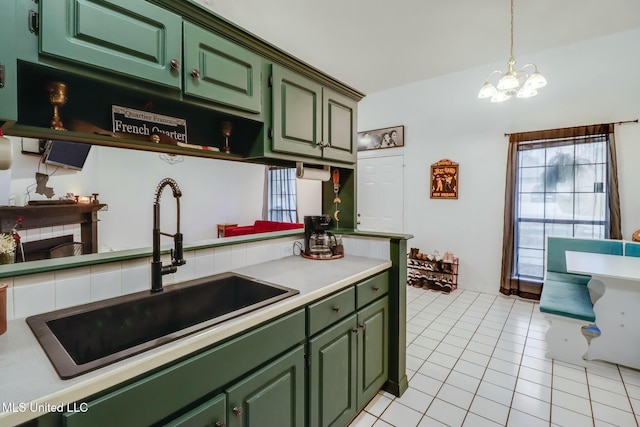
(350, 287, 640, 427)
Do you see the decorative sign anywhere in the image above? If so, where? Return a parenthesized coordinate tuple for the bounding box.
(111, 105, 188, 143)
(357, 125, 404, 151)
(430, 159, 458, 199)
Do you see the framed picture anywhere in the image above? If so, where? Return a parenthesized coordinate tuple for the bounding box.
(430, 159, 458, 199)
(357, 125, 404, 151)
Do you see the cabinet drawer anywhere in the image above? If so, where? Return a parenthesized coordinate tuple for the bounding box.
(356, 271, 389, 309)
(307, 287, 355, 336)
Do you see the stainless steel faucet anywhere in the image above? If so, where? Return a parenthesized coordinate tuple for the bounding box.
(151, 178, 186, 292)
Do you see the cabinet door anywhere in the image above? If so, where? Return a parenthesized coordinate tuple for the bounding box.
(183, 22, 261, 114)
(163, 393, 226, 427)
(357, 297, 389, 409)
(309, 314, 358, 427)
(322, 88, 357, 163)
(226, 345, 305, 427)
(271, 64, 322, 158)
(40, 0, 182, 89)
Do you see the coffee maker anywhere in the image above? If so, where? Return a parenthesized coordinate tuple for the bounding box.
(303, 215, 344, 259)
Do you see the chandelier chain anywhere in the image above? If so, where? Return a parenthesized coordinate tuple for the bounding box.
(509, 0, 514, 59)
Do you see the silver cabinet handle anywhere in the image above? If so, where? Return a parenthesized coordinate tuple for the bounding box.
(170, 59, 181, 70)
(191, 69, 201, 78)
(233, 406, 243, 416)
(332, 306, 340, 312)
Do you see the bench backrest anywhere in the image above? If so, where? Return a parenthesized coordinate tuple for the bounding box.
(624, 241, 640, 257)
(546, 237, 623, 274)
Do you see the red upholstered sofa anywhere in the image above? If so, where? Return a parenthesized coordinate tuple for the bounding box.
(223, 220, 303, 237)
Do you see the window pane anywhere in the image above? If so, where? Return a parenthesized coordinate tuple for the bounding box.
(545, 223, 573, 238)
(518, 222, 544, 250)
(545, 146, 574, 166)
(575, 193, 606, 221)
(576, 163, 606, 193)
(545, 164, 574, 192)
(518, 193, 545, 219)
(576, 141, 605, 164)
(519, 149, 545, 167)
(545, 194, 574, 220)
(519, 166, 545, 193)
(517, 248, 544, 278)
(574, 224, 605, 239)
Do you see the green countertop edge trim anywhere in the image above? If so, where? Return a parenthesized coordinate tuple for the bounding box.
(0, 230, 413, 279)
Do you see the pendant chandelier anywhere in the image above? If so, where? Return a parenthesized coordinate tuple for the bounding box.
(478, 0, 547, 102)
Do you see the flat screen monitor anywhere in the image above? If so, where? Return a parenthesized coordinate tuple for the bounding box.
(42, 140, 92, 171)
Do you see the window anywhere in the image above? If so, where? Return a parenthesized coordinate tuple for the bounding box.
(500, 124, 621, 299)
(516, 136, 608, 279)
(266, 167, 297, 222)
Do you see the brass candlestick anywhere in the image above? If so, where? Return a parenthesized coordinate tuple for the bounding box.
(221, 121, 232, 154)
(47, 81, 67, 131)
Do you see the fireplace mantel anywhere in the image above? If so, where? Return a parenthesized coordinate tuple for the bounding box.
(0, 203, 107, 255)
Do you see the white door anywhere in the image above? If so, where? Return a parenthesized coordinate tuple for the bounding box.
(357, 155, 404, 232)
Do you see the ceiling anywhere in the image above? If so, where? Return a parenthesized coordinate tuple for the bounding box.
(198, 0, 640, 94)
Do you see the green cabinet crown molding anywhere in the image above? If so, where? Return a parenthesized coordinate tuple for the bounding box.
(149, 0, 365, 102)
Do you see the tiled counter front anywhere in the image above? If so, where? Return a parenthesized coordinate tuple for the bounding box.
(2, 235, 391, 322)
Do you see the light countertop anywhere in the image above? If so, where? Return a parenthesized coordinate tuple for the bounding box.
(0, 255, 391, 427)
(566, 251, 640, 280)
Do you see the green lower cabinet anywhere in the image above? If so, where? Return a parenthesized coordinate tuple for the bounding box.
(163, 393, 226, 427)
(357, 297, 389, 409)
(226, 345, 305, 427)
(308, 296, 389, 427)
(309, 314, 359, 427)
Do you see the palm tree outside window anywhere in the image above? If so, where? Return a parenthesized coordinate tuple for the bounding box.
(500, 124, 621, 299)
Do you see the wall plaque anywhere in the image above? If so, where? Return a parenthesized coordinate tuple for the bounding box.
(112, 105, 187, 143)
(430, 159, 458, 199)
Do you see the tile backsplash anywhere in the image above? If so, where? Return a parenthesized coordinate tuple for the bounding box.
(2, 235, 391, 321)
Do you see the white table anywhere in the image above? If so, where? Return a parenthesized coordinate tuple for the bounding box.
(565, 251, 640, 369)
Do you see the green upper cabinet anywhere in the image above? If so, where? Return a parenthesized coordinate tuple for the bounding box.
(183, 22, 262, 114)
(271, 64, 323, 158)
(39, 0, 182, 89)
(0, 0, 17, 126)
(322, 88, 357, 163)
(271, 64, 357, 164)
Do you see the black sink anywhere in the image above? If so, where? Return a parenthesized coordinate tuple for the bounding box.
(26, 273, 299, 379)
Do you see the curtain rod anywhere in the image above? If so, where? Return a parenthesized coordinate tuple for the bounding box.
(504, 119, 638, 137)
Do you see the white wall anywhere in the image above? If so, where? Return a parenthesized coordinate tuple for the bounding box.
(358, 28, 640, 295)
(8, 140, 267, 251)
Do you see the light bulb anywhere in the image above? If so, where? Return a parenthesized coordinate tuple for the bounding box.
(491, 91, 511, 103)
(478, 82, 498, 99)
(524, 71, 547, 89)
(497, 72, 520, 91)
